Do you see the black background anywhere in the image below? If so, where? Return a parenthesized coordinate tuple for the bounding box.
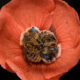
(0, 0, 80, 80)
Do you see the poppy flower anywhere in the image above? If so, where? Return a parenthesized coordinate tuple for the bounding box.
(0, 0, 80, 80)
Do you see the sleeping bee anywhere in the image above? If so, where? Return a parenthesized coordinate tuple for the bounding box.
(20, 27, 61, 64)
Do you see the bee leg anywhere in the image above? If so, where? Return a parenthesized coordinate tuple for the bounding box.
(26, 59, 32, 66)
(23, 53, 32, 66)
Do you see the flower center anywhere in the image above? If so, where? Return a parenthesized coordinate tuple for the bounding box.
(20, 27, 61, 64)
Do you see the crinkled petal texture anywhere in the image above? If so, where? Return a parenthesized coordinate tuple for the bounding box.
(0, 0, 55, 43)
(0, 0, 80, 80)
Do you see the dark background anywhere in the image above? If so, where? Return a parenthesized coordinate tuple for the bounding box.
(0, 0, 80, 80)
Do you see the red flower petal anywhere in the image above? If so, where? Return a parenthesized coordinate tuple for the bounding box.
(6, 56, 62, 80)
(53, 0, 80, 49)
(6, 56, 45, 80)
(0, 29, 22, 71)
(0, 0, 55, 80)
(0, 0, 80, 80)
(0, 29, 45, 80)
(0, 0, 55, 42)
(42, 0, 80, 79)
(47, 74, 62, 80)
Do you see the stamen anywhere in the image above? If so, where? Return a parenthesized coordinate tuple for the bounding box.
(20, 27, 61, 64)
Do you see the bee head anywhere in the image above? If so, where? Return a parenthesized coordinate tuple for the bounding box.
(41, 53, 56, 64)
(29, 27, 39, 33)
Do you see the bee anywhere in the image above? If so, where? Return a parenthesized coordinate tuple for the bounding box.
(20, 27, 61, 64)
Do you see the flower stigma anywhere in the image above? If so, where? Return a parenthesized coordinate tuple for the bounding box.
(20, 27, 61, 64)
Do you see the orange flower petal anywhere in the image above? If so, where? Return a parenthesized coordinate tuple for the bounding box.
(0, 0, 55, 41)
(0, 0, 55, 80)
(53, 0, 80, 49)
(46, 74, 62, 80)
(6, 55, 61, 80)
(0, 29, 45, 80)
(6, 56, 45, 80)
(42, 0, 80, 79)
(0, 0, 80, 80)
(0, 30, 22, 71)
